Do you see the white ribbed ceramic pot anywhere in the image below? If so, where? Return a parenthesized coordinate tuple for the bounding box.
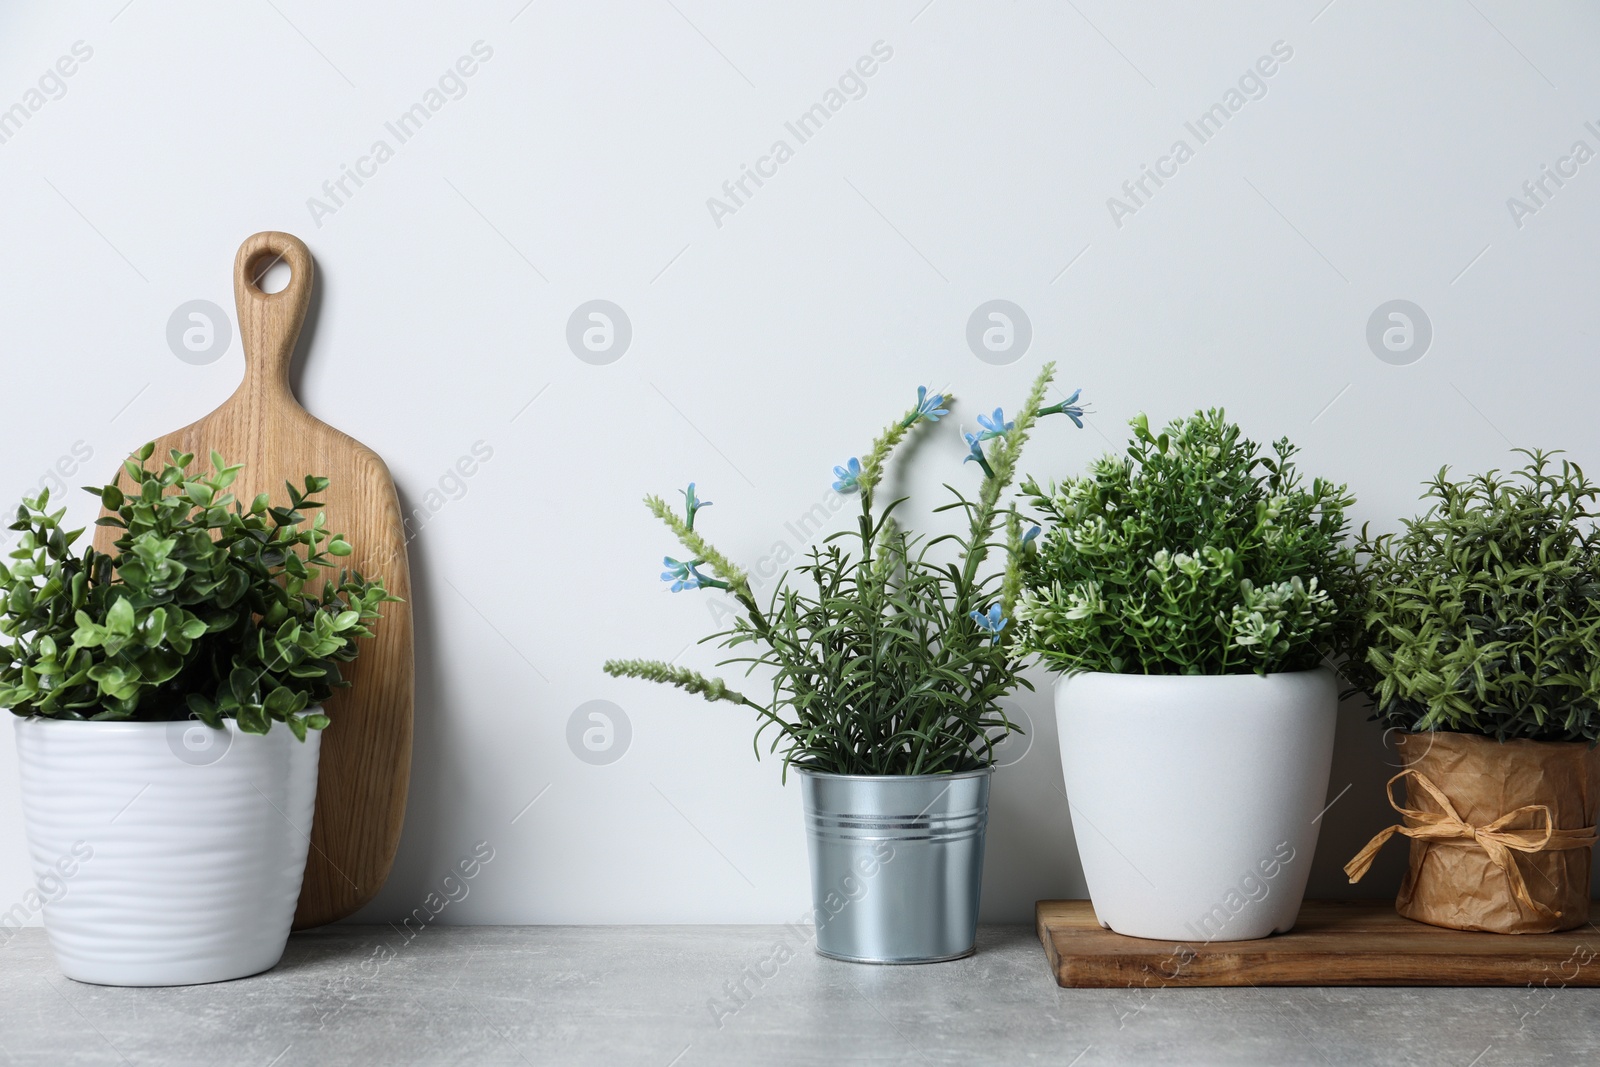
(13, 715, 321, 986)
(1055, 670, 1337, 942)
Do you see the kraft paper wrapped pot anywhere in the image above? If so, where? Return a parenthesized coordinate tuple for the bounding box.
(1345, 731, 1600, 934)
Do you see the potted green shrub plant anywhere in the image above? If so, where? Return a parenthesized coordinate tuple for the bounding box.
(0, 445, 395, 985)
(1344, 451, 1600, 934)
(605, 367, 1087, 963)
(1016, 410, 1359, 942)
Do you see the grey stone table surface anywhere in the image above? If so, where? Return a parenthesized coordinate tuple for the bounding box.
(2, 924, 1597, 1066)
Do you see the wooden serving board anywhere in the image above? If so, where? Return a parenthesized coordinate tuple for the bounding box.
(1036, 900, 1600, 987)
(95, 232, 413, 929)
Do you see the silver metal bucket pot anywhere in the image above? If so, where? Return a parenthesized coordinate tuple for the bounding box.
(797, 767, 992, 964)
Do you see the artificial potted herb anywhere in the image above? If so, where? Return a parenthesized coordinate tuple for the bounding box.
(606, 368, 1087, 963)
(1344, 451, 1600, 934)
(0, 445, 394, 985)
(1016, 410, 1359, 942)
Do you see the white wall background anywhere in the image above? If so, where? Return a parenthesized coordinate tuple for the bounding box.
(1, 0, 1598, 925)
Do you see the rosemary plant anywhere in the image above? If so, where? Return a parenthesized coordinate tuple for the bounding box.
(605, 366, 1088, 776)
(1349, 450, 1600, 742)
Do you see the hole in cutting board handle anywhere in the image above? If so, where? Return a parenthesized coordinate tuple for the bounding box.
(249, 253, 292, 294)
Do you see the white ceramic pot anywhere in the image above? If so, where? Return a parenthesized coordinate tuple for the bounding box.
(13, 715, 321, 986)
(1055, 669, 1337, 942)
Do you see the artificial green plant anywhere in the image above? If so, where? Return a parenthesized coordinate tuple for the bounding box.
(605, 365, 1087, 776)
(1016, 409, 1359, 675)
(0, 445, 397, 738)
(1349, 450, 1600, 743)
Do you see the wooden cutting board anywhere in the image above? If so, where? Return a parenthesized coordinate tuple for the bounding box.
(1036, 899, 1600, 986)
(94, 231, 413, 929)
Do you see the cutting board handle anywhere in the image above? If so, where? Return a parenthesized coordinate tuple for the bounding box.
(232, 231, 314, 405)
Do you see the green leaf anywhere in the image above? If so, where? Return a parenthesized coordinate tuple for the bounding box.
(237, 704, 268, 735)
(107, 597, 135, 636)
(264, 686, 298, 715)
(229, 666, 257, 705)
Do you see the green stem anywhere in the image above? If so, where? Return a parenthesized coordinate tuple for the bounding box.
(958, 362, 1056, 599)
(859, 391, 957, 499)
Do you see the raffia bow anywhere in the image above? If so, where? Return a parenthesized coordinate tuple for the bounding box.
(1344, 769, 1598, 918)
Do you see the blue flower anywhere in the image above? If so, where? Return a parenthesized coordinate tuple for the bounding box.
(682, 482, 711, 529)
(833, 457, 863, 494)
(1022, 525, 1042, 547)
(683, 482, 711, 512)
(970, 602, 1008, 645)
(963, 433, 996, 477)
(914, 386, 949, 423)
(975, 408, 1014, 440)
(1056, 389, 1086, 428)
(661, 556, 702, 592)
